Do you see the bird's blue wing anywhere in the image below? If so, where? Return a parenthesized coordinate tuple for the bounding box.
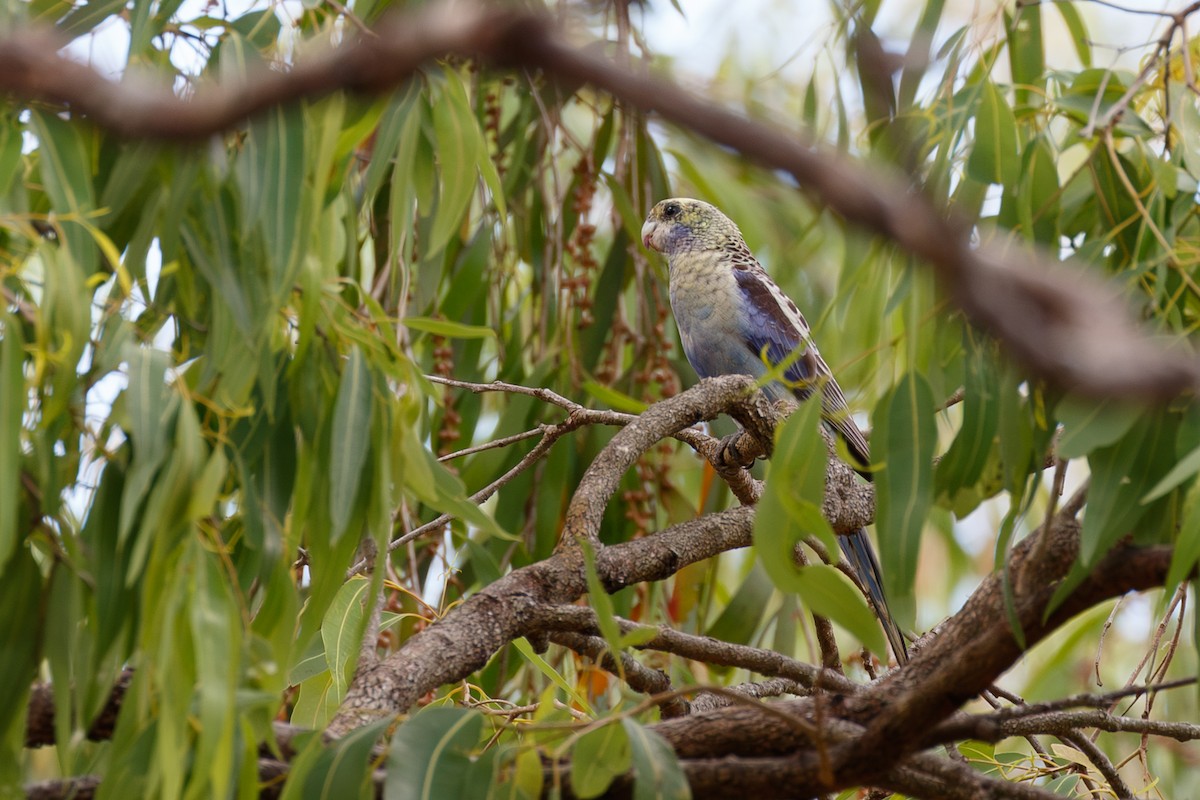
(732, 266, 820, 401)
(731, 260, 871, 471)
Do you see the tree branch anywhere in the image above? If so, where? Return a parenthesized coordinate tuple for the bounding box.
(527, 603, 859, 695)
(2, 1, 1195, 397)
(645, 513, 1173, 794)
(25, 668, 134, 748)
(546, 631, 690, 719)
(327, 376, 769, 735)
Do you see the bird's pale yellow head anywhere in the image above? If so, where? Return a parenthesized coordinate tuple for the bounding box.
(641, 198, 743, 257)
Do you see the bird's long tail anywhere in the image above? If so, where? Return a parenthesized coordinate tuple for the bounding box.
(839, 529, 908, 665)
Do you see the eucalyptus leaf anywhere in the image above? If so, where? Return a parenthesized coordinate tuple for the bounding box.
(385, 708, 484, 800)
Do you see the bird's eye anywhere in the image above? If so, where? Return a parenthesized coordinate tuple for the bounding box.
(663, 202, 681, 219)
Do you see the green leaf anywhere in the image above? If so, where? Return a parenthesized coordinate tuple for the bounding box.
(86, 466, 134, 664)
(0, 547, 42, 760)
(118, 346, 172, 543)
(602, 174, 649, 246)
(29, 110, 98, 273)
(398, 403, 511, 539)
(44, 567, 82, 769)
(1143, 440, 1200, 504)
(55, 0, 126, 38)
(387, 86, 427, 265)
(1193, 579, 1200, 696)
(513, 636, 594, 715)
(289, 635, 330, 686)
(1056, 69, 1154, 138)
(1050, 404, 1184, 616)
(1018, 135, 1060, 244)
(0, 311, 24, 562)
(996, 366, 1036, 493)
(1166, 481, 1200, 607)
(935, 337, 999, 500)
(795, 563, 888, 657)
(477, 143, 507, 220)
(282, 718, 392, 800)
(186, 444, 228, 522)
(802, 76, 819, 127)
(385, 707, 484, 800)
(898, 0, 947, 110)
(400, 427, 436, 500)
(362, 89, 418, 204)
(621, 719, 691, 800)
(757, 493, 837, 595)
(495, 747, 545, 800)
(0, 116, 25, 194)
(126, 397, 202, 587)
(189, 545, 241, 800)
(1080, 411, 1178, 565)
(263, 104, 307, 295)
(308, 718, 392, 800)
(291, 673, 337, 730)
(1007, 2, 1044, 108)
(768, 400, 830, 520)
(1054, 1, 1092, 67)
(1055, 395, 1141, 459)
(582, 381, 648, 414)
(754, 400, 836, 589)
(228, 8, 282, 49)
(322, 577, 372, 697)
(580, 540, 623, 669)
(126, 0, 155, 57)
(571, 723, 632, 799)
(875, 372, 936, 606)
(403, 316, 496, 340)
(752, 399, 886, 651)
(703, 561, 774, 646)
(181, 180, 256, 338)
(966, 79, 1020, 186)
(99, 140, 160, 225)
(427, 72, 484, 257)
(329, 347, 374, 541)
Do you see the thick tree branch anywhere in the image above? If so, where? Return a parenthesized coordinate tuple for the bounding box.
(2, 2, 1196, 397)
(687, 679, 810, 713)
(619, 739, 1065, 800)
(327, 376, 770, 735)
(329, 502, 756, 734)
(557, 378, 775, 547)
(645, 515, 1173, 795)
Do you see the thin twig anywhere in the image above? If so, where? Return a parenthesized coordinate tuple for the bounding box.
(528, 603, 860, 695)
(436, 425, 548, 462)
(1095, 595, 1125, 686)
(548, 631, 689, 719)
(1056, 729, 1134, 798)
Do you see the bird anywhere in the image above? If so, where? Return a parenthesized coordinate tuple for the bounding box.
(641, 197, 908, 665)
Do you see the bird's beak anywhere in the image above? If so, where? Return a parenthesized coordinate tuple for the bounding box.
(640, 219, 657, 252)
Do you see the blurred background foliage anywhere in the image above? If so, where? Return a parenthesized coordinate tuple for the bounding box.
(1, 0, 1199, 797)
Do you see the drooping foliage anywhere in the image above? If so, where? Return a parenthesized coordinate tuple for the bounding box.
(2, 0, 1199, 797)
